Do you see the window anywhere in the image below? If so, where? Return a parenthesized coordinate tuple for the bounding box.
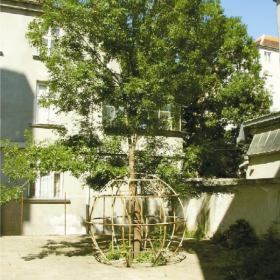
(29, 172, 62, 198)
(103, 105, 124, 125)
(35, 83, 57, 124)
(103, 104, 180, 131)
(264, 51, 271, 63)
(35, 28, 62, 56)
(158, 105, 174, 130)
(103, 105, 116, 125)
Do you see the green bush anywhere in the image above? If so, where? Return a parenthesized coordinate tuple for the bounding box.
(219, 219, 258, 249)
(224, 223, 280, 280)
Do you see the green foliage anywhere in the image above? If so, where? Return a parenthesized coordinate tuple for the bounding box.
(132, 250, 166, 266)
(0, 185, 24, 205)
(134, 251, 155, 263)
(1, 132, 86, 182)
(24, 0, 196, 192)
(185, 227, 205, 241)
(105, 241, 129, 261)
(105, 251, 126, 261)
(178, 1, 270, 177)
(219, 219, 258, 249)
(223, 223, 280, 280)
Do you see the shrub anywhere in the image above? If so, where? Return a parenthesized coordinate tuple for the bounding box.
(223, 223, 280, 280)
(219, 219, 258, 249)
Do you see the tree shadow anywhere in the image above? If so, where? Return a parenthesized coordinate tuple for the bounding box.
(22, 235, 95, 261)
(181, 238, 230, 280)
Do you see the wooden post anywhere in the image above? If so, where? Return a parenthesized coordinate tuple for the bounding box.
(64, 192, 66, 235)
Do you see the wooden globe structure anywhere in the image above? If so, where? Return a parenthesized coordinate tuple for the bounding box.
(88, 174, 186, 266)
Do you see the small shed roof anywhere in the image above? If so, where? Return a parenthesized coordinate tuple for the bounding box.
(237, 111, 280, 145)
(247, 129, 280, 155)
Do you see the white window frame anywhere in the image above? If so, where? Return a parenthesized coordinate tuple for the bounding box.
(28, 172, 63, 198)
(35, 83, 58, 124)
(158, 105, 174, 130)
(36, 28, 62, 56)
(264, 51, 271, 63)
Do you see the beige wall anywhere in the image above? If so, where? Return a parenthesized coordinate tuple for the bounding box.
(1, 173, 94, 235)
(0, 2, 93, 235)
(182, 179, 280, 237)
(246, 153, 280, 179)
(2, 179, 279, 237)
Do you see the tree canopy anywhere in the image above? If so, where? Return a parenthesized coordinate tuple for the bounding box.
(1, 0, 270, 204)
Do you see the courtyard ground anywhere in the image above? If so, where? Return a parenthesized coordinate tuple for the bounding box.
(0, 235, 229, 280)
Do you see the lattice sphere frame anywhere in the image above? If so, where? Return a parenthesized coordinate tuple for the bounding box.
(88, 174, 186, 267)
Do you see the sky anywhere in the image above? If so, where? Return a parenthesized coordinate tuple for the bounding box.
(220, 0, 278, 40)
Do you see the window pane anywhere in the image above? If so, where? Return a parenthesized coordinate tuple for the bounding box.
(43, 38, 48, 47)
(54, 173, 61, 197)
(31, 172, 62, 198)
(40, 175, 52, 197)
(103, 105, 115, 124)
(28, 183, 35, 197)
(36, 86, 49, 123)
(35, 84, 58, 124)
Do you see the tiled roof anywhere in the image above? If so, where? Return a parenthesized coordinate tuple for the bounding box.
(255, 35, 279, 50)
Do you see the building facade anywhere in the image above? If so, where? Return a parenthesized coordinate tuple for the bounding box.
(0, 0, 183, 235)
(255, 35, 280, 112)
(0, 0, 95, 235)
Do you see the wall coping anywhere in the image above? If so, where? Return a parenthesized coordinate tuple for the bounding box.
(24, 198, 71, 204)
(184, 177, 280, 187)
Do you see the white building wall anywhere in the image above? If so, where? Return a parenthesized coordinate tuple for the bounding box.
(0, 1, 92, 235)
(258, 44, 280, 112)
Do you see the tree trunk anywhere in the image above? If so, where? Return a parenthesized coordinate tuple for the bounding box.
(128, 135, 141, 258)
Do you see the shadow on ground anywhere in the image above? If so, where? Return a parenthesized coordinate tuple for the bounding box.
(22, 236, 94, 261)
(181, 239, 230, 280)
(21, 235, 230, 279)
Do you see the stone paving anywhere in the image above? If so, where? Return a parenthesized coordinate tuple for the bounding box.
(0, 235, 225, 280)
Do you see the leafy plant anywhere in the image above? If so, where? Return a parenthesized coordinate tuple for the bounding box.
(219, 219, 258, 249)
(185, 227, 205, 241)
(0, 185, 24, 205)
(134, 250, 155, 263)
(105, 241, 129, 261)
(223, 223, 280, 280)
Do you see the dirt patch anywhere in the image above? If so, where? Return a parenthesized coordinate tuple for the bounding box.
(2, 235, 237, 280)
(20, 235, 231, 279)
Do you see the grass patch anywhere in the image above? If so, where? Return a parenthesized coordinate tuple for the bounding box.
(185, 227, 205, 241)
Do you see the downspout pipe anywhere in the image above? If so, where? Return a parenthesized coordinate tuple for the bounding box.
(273, 0, 280, 53)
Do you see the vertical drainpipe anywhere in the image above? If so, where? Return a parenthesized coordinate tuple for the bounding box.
(273, 0, 280, 52)
(86, 186, 90, 234)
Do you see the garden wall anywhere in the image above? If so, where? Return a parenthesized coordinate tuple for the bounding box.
(182, 178, 280, 237)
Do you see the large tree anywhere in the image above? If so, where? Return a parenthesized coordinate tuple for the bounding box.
(178, 11, 270, 177)
(25, 0, 269, 180)
(26, 0, 187, 179)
